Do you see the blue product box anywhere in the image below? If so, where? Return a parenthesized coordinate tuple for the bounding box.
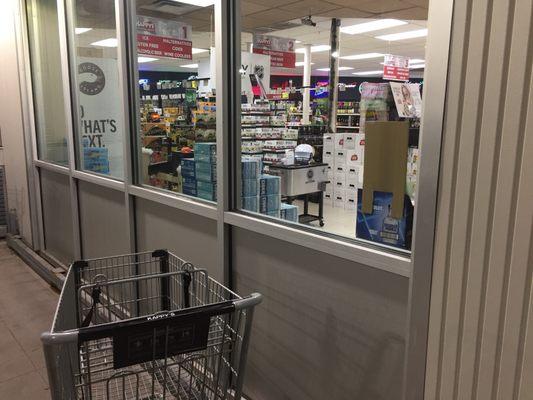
(195, 162, 217, 182)
(242, 159, 261, 180)
(182, 187, 197, 196)
(259, 194, 281, 213)
(197, 180, 217, 193)
(197, 189, 217, 202)
(266, 210, 280, 218)
(181, 159, 196, 178)
(84, 147, 110, 174)
(259, 174, 280, 196)
(242, 179, 259, 197)
(194, 143, 216, 163)
(281, 203, 298, 222)
(242, 196, 259, 213)
(183, 177, 196, 189)
(356, 190, 413, 250)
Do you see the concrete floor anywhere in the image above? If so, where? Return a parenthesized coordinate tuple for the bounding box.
(0, 240, 58, 399)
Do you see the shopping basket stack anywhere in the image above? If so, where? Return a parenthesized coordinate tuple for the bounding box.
(41, 250, 261, 400)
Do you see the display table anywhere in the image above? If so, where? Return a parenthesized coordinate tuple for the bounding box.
(268, 163, 329, 226)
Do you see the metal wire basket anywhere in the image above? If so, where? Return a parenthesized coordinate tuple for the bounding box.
(41, 250, 262, 400)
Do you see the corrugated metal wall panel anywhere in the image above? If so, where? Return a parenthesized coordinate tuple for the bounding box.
(426, 0, 533, 398)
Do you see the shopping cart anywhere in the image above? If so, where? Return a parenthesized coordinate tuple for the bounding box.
(41, 250, 262, 400)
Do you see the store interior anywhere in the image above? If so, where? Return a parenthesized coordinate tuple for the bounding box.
(80, 0, 427, 250)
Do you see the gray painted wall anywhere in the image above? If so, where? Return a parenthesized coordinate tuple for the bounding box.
(425, 0, 533, 398)
(232, 228, 409, 400)
(0, 0, 33, 244)
(40, 169, 73, 265)
(78, 181, 130, 258)
(135, 198, 219, 279)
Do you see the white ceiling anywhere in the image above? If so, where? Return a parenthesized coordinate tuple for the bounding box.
(75, 0, 428, 77)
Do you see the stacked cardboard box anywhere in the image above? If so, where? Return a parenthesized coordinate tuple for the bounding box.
(322, 133, 365, 210)
(194, 143, 217, 201)
(406, 147, 419, 201)
(280, 203, 298, 222)
(241, 159, 282, 218)
(181, 158, 197, 197)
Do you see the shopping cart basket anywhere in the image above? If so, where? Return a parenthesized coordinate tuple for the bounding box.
(41, 250, 262, 400)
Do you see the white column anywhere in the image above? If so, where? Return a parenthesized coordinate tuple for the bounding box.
(302, 44, 311, 125)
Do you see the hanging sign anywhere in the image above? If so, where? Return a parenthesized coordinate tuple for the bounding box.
(253, 34, 296, 68)
(383, 54, 410, 81)
(78, 57, 124, 178)
(137, 16, 193, 60)
(390, 82, 423, 118)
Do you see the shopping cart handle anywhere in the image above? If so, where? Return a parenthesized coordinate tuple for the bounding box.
(233, 293, 262, 310)
(41, 330, 78, 345)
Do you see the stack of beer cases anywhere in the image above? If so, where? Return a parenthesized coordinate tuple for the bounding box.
(322, 132, 365, 210)
(181, 158, 197, 197)
(194, 143, 217, 201)
(241, 159, 282, 218)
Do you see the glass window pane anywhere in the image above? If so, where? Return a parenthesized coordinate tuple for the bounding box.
(26, 0, 69, 165)
(134, 1, 216, 203)
(69, 0, 124, 178)
(239, 3, 428, 253)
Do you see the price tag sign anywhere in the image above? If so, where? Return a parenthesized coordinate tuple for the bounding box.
(383, 54, 410, 81)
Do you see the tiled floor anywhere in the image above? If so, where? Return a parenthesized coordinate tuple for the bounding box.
(293, 200, 357, 238)
(0, 240, 58, 399)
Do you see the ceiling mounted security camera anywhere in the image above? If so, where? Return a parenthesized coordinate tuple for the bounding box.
(301, 16, 317, 27)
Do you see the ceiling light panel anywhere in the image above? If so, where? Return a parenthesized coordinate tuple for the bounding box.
(340, 52, 383, 60)
(180, 63, 199, 68)
(294, 61, 315, 66)
(91, 38, 118, 47)
(192, 48, 209, 54)
(317, 67, 354, 71)
(174, 0, 215, 7)
(375, 29, 428, 41)
(340, 19, 407, 35)
(295, 45, 331, 53)
(75, 28, 92, 35)
(352, 70, 383, 75)
(138, 57, 158, 63)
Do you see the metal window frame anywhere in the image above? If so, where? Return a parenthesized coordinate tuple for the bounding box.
(16, 0, 455, 397)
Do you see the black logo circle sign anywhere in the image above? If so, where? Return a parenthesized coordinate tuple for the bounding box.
(78, 62, 106, 95)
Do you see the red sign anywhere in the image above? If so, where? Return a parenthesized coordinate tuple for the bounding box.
(137, 34, 192, 60)
(253, 48, 296, 68)
(253, 34, 296, 68)
(383, 54, 410, 81)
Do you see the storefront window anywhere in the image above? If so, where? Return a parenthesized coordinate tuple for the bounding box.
(69, 0, 125, 178)
(133, 1, 217, 203)
(26, 0, 69, 165)
(238, 2, 427, 252)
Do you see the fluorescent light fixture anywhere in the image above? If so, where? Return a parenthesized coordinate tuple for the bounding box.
(409, 58, 425, 64)
(409, 63, 425, 69)
(317, 67, 354, 71)
(341, 52, 383, 60)
(295, 45, 330, 53)
(376, 28, 428, 41)
(352, 70, 383, 76)
(294, 61, 315, 66)
(138, 57, 158, 63)
(192, 48, 209, 54)
(295, 40, 302, 43)
(341, 19, 407, 35)
(174, 0, 215, 7)
(75, 27, 92, 35)
(91, 38, 118, 47)
(180, 63, 199, 68)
